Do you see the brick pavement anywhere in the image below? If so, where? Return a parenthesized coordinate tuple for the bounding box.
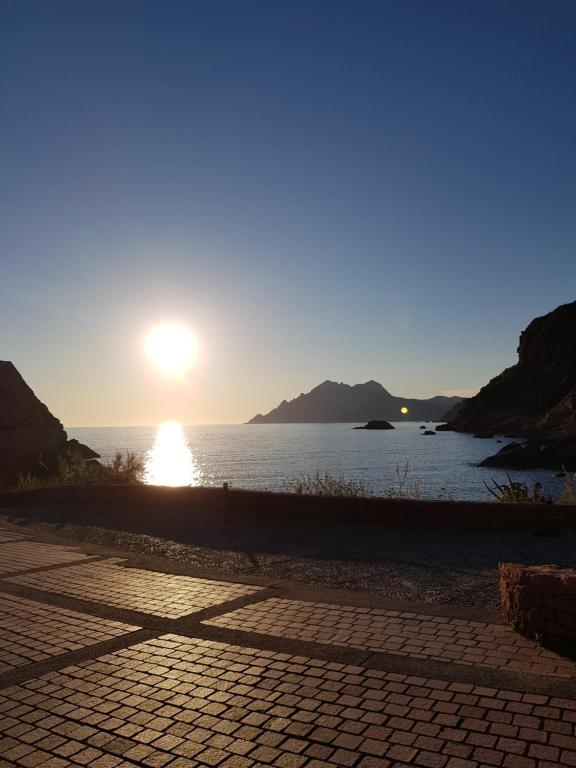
(0, 594, 139, 674)
(205, 598, 576, 679)
(9, 560, 263, 618)
(2, 635, 576, 768)
(0, 525, 575, 768)
(0, 542, 91, 576)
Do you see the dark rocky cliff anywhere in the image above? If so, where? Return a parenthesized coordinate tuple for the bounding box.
(249, 380, 463, 423)
(0, 361, 97, 484)
(446, 301, 576, 468)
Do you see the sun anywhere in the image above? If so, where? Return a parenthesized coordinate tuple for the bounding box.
(400, 406, 409, 414)
(144, 323, 197, 376)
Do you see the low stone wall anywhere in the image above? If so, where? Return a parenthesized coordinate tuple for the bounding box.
(1, 485, 575, 531)
(499, 563, 576, 646)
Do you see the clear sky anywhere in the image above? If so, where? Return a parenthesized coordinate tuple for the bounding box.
(1, 0, 575, 426)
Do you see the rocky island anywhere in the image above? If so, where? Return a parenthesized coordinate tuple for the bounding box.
(353, 420, 394, 430)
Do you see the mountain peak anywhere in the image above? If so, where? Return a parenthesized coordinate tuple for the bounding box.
(358, 379, 390, 395)
(247, 380, 463, 423)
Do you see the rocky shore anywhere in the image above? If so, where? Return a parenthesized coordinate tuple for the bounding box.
(442, 300, 576, 469)
(0, 361, 98, 486)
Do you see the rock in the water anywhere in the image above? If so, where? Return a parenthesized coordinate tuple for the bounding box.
(354, 420, 395, 430)
(435, 424, 453, 431)
(0, 361, 97, 485)
(65, 439, 100, 460)
(479, 439, 576, 470)
(423, 430, 437, 435)
(473, 432, 495, 439)
(419, 425, 426, 429)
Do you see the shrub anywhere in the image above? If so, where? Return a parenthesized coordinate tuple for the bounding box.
(9, 449, 145, 491)
(290, 471, 372, 498)
(289, 462, 455, 501)
(12, 473, 51, 492)
(104, 451, 145, 485)
(484, 475, 553, 504)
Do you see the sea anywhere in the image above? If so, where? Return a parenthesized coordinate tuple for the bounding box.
(66, 422, 567, 502)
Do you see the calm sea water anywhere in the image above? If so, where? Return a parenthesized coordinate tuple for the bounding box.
(66, 423, 566, 502)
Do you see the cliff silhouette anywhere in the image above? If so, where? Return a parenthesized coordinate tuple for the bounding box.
(446, 300, 576, 469)
(0, 361, 98, 484)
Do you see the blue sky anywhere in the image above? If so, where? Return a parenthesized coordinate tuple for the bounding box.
(1, 0, 575, 425)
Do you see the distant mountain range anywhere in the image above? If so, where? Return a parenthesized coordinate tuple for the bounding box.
(248, 380, 464, 424)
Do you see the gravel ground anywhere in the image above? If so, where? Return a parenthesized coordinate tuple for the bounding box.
(5, 514, 576, 609)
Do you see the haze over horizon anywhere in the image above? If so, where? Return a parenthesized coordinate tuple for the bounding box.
(2, 1, 575, 427)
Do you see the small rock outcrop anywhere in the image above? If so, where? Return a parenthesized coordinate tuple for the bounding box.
(445, 301, 576, 468)
(354, 420, 395, 430)
(66, 439, 100, 460)
(0, 361, 98, 485)
(480, 440, 576, 470)
(422, 430, 437, 436)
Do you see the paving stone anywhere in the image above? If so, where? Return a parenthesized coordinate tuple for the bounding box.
(0, 635, 575, 768)
(0, 541, 90, 574)
(2, 527, 575, 768)
(0, 531, 27, 544)
(205, 597, 576, 678)
(0, 594, 139, 673)
(9, 559, 263, 617)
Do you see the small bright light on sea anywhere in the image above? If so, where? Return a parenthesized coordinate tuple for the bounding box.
(145, 422, 203, 486)
(400, 406, 409, 414)
(144, 323, 197, 376)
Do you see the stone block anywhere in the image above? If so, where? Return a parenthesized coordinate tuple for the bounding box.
(499, 563, 576, 646)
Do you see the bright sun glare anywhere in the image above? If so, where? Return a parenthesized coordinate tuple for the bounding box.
(145, 422, 202, 486)
(145, 323, 197, 376)
(400, 406, 409, 414)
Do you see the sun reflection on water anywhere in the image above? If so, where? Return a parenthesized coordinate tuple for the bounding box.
(145, 422, 202, 486)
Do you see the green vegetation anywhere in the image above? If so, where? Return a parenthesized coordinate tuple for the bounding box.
(484, 475, 553, 504)
(9, 449, 144, 492)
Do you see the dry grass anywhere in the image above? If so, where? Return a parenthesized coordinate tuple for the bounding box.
(290, 462, 455, 501)
(290, 471, 372, 498)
